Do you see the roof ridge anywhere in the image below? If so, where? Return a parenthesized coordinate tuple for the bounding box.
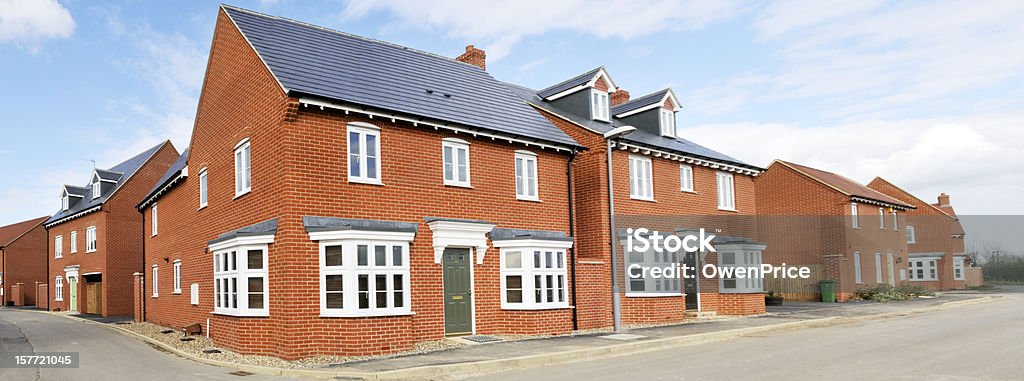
(220, 4, 485, 72)
(537, 66, 603, 95)
(871, 176, 956, 219)
(0, 216, 48, 247)
(778, 160, 909, 207)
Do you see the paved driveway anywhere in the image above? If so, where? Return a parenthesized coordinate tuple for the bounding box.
(0, 309, 295, 381)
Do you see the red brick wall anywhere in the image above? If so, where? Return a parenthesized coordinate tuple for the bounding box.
(142, 9, 576, 360)
(2, 222, 47, 306)
(47, 142, 178, 316)
(756, 162, 909, 299)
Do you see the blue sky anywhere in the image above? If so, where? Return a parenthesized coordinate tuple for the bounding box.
(2, 1, 1023, 233)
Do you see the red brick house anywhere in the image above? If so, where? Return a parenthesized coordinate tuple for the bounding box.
(0, 216, 49, 306)
(755, 160, 914, 301)
(506, 68, 767, 326)
(867, 179, 980, 289)
(45, 141, 178, 316)
(136, 6, 583, 360)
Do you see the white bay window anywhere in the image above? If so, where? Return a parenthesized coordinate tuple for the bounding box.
(494, 239, 573, 309)
(211, 235, 272, 317)
(718, 244, 766, 293)
(908, 258, 938, 281)
(309, 228, 415, 317)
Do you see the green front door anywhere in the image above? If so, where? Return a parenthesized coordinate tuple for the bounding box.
(443, 248, 472, 335)
(68, 276, 78, 312)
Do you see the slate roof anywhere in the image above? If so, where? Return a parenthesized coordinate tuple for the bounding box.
(0, 216, 48, 247)
(208, 218, 278, 245)
(536, 67, 602, 99)
(222, 6, 580, 148)
(46, 141, 172, 226)
(138, 149, 189, 209)
(95, 169, 123, 182)
(64, 185, 90, 196)
(778, 161, 913, 208)
(868, 177, 955, 219)
(611, 89, 671, 116)
(489, 228, 572, 242)
(303, 216, 418, 233)
(505, 82, 759, 171)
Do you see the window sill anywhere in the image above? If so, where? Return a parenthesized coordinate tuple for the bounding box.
(516, 197, 541, 203)
(630, 196, 656, 203)
(719, 290, 765, 294)
(717, 207, 738, 212)
(152, 295, 159, 298)
(213, 310, 270, 318)
(444, 182, 473, 189)
(349, 178, 384, 186)
(680, 189, 696, 194)
(320, 310, 414, 318)
(501, 304, 571, 310)
(626, 292, 681, 298)
(908, 279, 936, 282)
(233, 189, 251, 200)
(172, 291, 181, 295)
(198, 205, 207, 211)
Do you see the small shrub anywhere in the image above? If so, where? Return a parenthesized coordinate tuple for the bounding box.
(853, 284, 934, 302)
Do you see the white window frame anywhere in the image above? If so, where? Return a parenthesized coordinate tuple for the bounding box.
(717, 171, 736, 211)
(173, 260, 182, 294)
(629, 155, 653, 201)
(500, 247, 571, 308)
(875, 253, 883, 284)
(854, 252, 863, 284)
(54, 235, 63, 258)
(151, 204, 158, 237)
(660, 109, 676, 137)
(624, 243, 682, 297)
(70, 231, 77, 253)
(199, 168, 208, 209)
(515, 150, 539, 201)
(953, 258, 965, 280)
(54, 276, 63, 301)
(85, 226, 97, 253)
(234, 139, 251, 197)
(906, 225, 916, 243)
(679, 165, 694, 192)
(719, 250, 764, 293)
(591, 90, 609, 121)
(61, 193, 69, 211)
(892, 211, 899, 231)
(908, 258, 938, 281)
(212, 243, 270, 317)
(851, 203, 860, 229)
(347, 123, 382, 185)
(442, 138, 471, 187)
(92, 176, 101, 199)
(316, 239, 412, 317)
(152, 265, 159, 297)
(879, 207, 885, 229)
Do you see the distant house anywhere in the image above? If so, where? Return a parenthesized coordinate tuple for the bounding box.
(867, 179, 981, 289)
(0, 216, 48, 306)
(508, 67, 767, 324)
(755, 160, 914, 301)
(45, 141, 178, 316)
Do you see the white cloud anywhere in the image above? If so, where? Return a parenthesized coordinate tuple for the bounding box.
(340, 0, 745, 60)
(0, 0, 75, 51)
(684, 113, 1024, 215)
(688, 0, 1024, 120)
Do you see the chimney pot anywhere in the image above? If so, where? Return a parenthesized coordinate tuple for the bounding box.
(456, 44, 486, 71)
(611, 89, 631, 106)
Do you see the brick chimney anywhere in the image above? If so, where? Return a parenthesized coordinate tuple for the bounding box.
(937, 193, 951, 207)
(456, 45, 486, 70)
(611, 89, 631, 106)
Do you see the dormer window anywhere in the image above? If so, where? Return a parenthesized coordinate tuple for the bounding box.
(92, 176, 101, 199)
(591, 90, 609, 121)
(61, 193, 69, 211)
(660, 109, 676, 137)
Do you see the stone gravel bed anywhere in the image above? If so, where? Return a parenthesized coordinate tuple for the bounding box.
(118, 321, 465, 369)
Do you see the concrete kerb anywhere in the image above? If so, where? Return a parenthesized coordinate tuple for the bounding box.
(17, 296, 997, 380)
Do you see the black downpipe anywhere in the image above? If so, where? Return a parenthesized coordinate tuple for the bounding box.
(1, 246, 6, 306)
(141, 211, 146, 322)
(45, 227, 50, 311)
(567, 150, 579, 331)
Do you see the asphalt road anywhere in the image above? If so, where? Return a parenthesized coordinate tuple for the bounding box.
(0, 309, 294, 381)
(468, 292, 1024, 381)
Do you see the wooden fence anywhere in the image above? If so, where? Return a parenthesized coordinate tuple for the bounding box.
(764, 264, 824, 301)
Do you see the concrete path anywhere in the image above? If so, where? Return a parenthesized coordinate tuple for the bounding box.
(0, 308, 297, 381)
